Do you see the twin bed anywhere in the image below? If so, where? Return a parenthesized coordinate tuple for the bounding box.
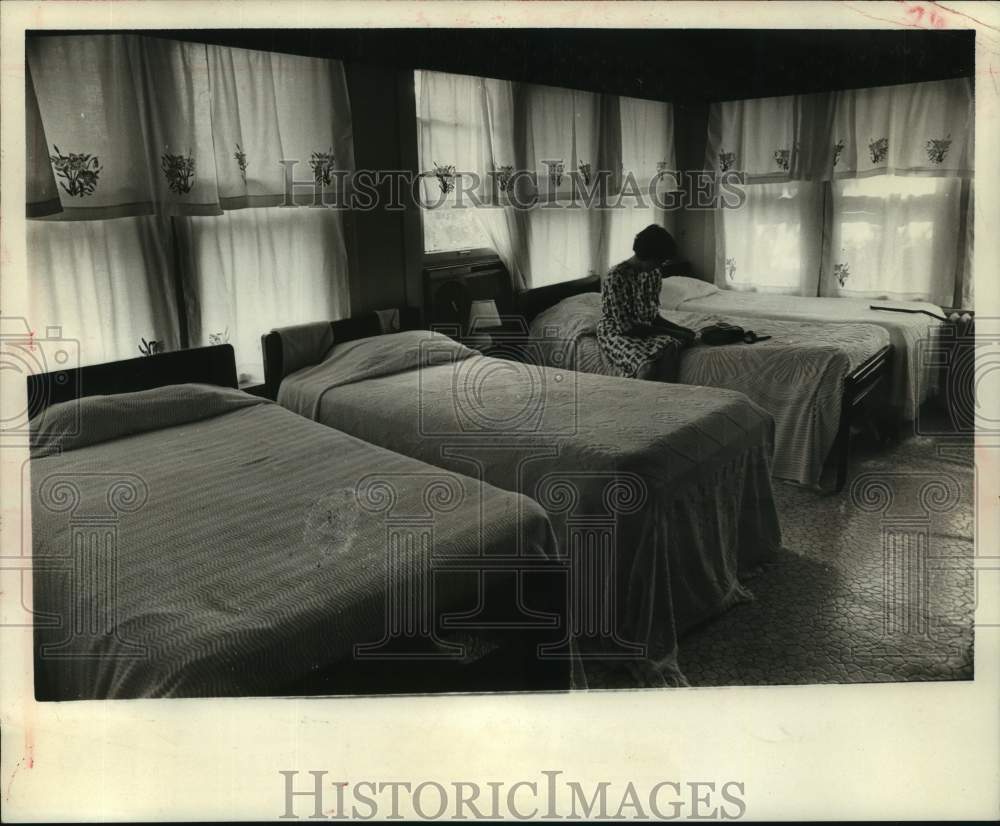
(656, 276, 943, 422)
(519, 274, 943, 490)
(265, 323, 782, 686)
(28, 347, 567, 699)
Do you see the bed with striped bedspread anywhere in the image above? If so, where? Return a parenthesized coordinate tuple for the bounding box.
(29, 384, 559, 699)
(528, 292, 890, 488)
(277, 330, 783, 687)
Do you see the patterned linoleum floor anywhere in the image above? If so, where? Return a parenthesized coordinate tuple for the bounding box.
(679, 428, 976, 686)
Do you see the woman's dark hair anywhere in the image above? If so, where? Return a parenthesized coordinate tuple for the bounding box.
(633, 224, 678, 262)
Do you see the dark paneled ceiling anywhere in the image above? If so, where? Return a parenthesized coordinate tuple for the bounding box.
(32, 28, 974, 103)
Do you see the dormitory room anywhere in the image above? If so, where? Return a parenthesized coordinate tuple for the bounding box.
(20, 27, 977, 698)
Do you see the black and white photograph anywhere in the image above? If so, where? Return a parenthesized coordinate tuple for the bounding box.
(1, 1, 998, 821)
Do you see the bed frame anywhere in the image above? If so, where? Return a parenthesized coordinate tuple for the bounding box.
(261, 307, 421, 400)
(516, 276, 891, 494)
(26, 344, 238, 418)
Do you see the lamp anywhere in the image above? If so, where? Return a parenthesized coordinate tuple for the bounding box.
(466, 298, 502, 349)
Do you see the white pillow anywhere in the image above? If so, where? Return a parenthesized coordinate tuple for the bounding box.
(658, 276, 719, 310)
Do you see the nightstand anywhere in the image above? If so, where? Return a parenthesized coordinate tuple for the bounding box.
(934, 309, 975, 432)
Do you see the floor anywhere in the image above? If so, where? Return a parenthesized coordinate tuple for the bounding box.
(680, 415, 976, 686)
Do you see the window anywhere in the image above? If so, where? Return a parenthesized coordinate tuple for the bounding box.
(415, 70, 677, 288)
(827, 175, 963, 306)
(26, 35, 353, 378)
(719, 182, 824, 295)
(415, 70, 493, 255)
(709, 80, 973, 304)
(27, 216, 181, 367)
(177, 207, 350, 382)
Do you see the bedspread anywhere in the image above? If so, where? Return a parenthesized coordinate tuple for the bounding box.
(529, 293, 891, 487)
(279, 332, 783, 685)
(667, 290, 941, 420)
(30, 384, 558, 699)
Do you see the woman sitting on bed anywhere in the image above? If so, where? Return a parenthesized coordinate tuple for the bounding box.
(597, 224, 694, 381)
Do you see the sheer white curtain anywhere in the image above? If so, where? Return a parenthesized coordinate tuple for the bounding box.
(27, 34, 353, 371)
(479, 76, 531, 289)
(27, 216, 181, 364)
(414, 69, 492, 254)
(707, 78, 974, 304)
(716, 182, 825, 295)
(176, 207, 350, 383)
(824, 175, 963, 306)
(822, 79, 974, 306)
(521, 83, 604, 286)
(603, 96, 677, 272)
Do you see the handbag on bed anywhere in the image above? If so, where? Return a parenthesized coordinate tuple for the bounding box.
(699, 322, 771, 345)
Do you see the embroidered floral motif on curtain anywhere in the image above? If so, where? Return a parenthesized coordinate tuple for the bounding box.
(707, 78, 973, 182)
(431, 162, 456, 194)
(161, 153, 196, 195)
(49, 147, 103, 197)
(233, 144, 249, 183)
(310, 149, 336, 187)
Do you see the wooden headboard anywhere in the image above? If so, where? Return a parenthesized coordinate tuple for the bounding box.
(26, 344, 238, 419)
(261, 307, 421, 400)
(515, 274, 601, 323)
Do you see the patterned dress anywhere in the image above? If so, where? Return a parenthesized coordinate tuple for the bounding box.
(597, 259, 679, 379)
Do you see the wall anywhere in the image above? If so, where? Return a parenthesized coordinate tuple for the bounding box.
(673, 102, 716, 283)
(343, 63, 423, 315)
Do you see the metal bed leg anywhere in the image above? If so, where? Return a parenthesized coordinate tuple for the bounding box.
(834, 419, 850, 494)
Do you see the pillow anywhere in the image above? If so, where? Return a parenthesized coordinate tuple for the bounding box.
(30, 383, 270, 458)
(659, 276, 719, 310)
(322, 329, 477, 382)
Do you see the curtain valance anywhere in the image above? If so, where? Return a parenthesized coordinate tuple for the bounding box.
(26, 34, 354, 220)
(829, 78, 974, 179)
(706, 77, 973, 183)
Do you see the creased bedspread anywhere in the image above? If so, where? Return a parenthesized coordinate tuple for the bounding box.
(279, 332, 783, 686)
(529, 293, 891, 487)
(666, 290, 941, 420)
(30, 384, 558, 699)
